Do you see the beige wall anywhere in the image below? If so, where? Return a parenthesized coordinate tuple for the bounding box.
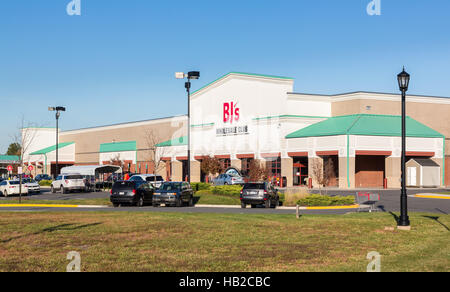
(171, 161, 183, 181)
(59, 119, 186, 164)
(386, 157, 401, 189)
(190, 161, 201, 183)
(339, 157, 355, 189)
(332, 99, 450, 154)
(281, 158, 293, 187)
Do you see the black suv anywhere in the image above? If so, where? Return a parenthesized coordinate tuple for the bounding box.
(152, 182, 194, 207)
(240, 182, 279, 209)
(110, 181, 154, 207)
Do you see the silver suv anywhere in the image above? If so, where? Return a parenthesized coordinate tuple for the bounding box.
(51, 174, 86, 194)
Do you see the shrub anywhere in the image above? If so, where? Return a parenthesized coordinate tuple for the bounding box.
(191, 182, 212, 192)
(39, 180, 52, 187)
(297, 194, 355, 207)
(284, 192, 310, 207)
(210, 185, 242, 197)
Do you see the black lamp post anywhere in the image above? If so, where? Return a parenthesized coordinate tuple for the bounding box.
(176, 71, 200, 183)
(397, 68, 411, 227)
(48, 106, 66, 178)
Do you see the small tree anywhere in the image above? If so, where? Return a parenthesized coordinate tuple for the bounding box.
(6, 143, 21, 156)
(200, 156, 223, 183)
(109, 154, 125, 180)
(145, 129, 168, 181)
(248, 159, 269, 182)
(311, 158, 336, 195)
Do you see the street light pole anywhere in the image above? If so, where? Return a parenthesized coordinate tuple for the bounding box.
(185, 80, 191, 183)
(49, 107, 66, 178)
(397, 68, 411, 228)
(176, 71, 200, 184)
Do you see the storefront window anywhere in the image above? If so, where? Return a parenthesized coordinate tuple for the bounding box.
(266, 157, 281, 179)
(241, 158, 254, 176)
(219, 159, 231, 170)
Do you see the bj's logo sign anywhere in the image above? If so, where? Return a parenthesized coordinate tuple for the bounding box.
(223, 102, 240, 124)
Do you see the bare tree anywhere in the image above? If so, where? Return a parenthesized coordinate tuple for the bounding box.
(11, 117, 41, 203)
(311, 158, 335, 195)
(109, 154, 125, 170)
(248, 159, 269, 182)
(311, 159, 324, 195)
(145, 129, 168, 181)
(200, 156, 223, 183)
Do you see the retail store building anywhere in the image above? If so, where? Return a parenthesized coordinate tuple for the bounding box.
(23, 72, 450, 188)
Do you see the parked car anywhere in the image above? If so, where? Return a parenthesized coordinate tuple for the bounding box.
(110, 180, 154, 207)
(240, 182, 279, 209)
(0, 180, 29, 197)
(152, 182, 194, 207)
(213, 173, 245, 186)
(129, 174, 165, 189)
(35, 174, 52, 182)
(22, 178, 41, 194)
(51, 174, 86, 194)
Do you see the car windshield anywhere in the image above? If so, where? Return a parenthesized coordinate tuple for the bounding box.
(159, 183, 182, 191)
(113, 181, 135, 190)
(9, 181, 20, 185)
(23, 179, 36, 183)
(146, 176, 163, 182)
(243, 183, 265, 190)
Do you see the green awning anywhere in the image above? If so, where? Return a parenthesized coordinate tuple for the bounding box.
(156, 136, 187, 147)
(99, 141, 137, 153)
(30, 142, 75, 155)
(286, 114, 444, 139)
(0, 155, 20, 162)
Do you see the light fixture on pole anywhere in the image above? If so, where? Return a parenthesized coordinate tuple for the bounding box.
(397, 68, 411, 228)
(48, 106, 66, 178)
(175, 71, 200, 183)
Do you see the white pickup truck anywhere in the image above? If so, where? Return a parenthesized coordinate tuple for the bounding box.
(51, 174, 86, 194)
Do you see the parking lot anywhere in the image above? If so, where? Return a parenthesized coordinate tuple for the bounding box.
(0, 187, 449, 215)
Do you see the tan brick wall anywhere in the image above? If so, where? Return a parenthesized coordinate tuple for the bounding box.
(171, 161, 183, 182)
(332, 99, 450, 154)
(59, 119, 186, 164)
(386, 157, 401, 188)
(339, 157, 355, 189)
(281, 158, 293, 187)
(190, 161, 201, 183)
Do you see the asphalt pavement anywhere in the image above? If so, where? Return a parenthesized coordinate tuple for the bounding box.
(0, 187, 449, 215)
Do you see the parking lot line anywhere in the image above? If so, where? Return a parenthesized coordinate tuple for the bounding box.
(413, 194, 450, 200)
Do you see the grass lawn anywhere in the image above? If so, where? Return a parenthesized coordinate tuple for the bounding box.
(195, 192, 240, 205)
(0, 212, 448, 272)
(0, 198, 112, 206)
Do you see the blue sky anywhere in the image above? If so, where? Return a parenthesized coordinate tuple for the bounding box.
(1, 0, 450, 152)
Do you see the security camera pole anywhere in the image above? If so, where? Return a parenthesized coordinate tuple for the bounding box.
(48, 106, 66, 178)
(175, 71, 200, 183)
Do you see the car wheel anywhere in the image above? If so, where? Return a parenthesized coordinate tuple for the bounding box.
(113, 203, 120, 208)
(251, 204, 256, 209)
(271, 199, 278, 209)
(241, 202, 246, 209)
(188, 196, 194, 207)
(137, 196, 144, 207)
(176, 197, 182, 207)
(265, 200, 271, 209)
(153, 203, 160, 208)
(51, 186, 55, 194)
